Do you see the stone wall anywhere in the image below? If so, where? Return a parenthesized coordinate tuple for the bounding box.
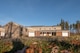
(4, 22, 28, 38)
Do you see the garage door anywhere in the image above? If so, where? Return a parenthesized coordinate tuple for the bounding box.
(29, 32, 35, 37)
(62, 32, 68, 37)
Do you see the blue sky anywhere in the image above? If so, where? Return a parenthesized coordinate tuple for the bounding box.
(0, 0, 80, 26)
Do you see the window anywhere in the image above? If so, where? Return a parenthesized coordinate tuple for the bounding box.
(40, 32, 42, 34)
(25, 29, 27, 31)
(40, 28, 41, 30)
(52, 32, 56, 36)
(43, 32, 46, 34)
(47, 32, 50, 34)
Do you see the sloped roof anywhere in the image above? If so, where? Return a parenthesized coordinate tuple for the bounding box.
(4, 22, 20, 26)
(39, 30, 69, 32)
(27, 25, 61, 27)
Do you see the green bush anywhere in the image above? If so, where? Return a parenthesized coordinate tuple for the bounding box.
(0, 37, 80, 53)
(0, 39, 12, 53)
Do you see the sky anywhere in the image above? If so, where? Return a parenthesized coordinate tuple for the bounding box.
(0, 0, 80, 26)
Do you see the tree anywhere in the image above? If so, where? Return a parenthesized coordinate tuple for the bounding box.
(76, 20, 80, 34)
(59, 19, 69, 30)
(9, 22, 13, 38)
(60, 19, 65, 30)
(19, 26, 23, 37)
(65, 21, 69, 30)
(72, 23, 76, 30)
(70, 24, 72, 30)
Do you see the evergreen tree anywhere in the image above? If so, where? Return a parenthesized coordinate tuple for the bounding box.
(60, 19, 65, 30)
(70, 24, 72, 30)
(76, 20, 80, 34)
(65, 21, 69, 30)
(72, 23, 76, 30)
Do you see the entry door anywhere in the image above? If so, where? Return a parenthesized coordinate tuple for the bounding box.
(52, 32, 56, 36)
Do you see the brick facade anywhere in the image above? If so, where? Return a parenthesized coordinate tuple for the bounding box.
(56, 32, 62, 36)
(35, 31, 40, 36)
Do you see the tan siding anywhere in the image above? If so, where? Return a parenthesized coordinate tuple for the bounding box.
(27, 26, 61, 31)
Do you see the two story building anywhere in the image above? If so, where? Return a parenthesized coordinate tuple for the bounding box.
(0, 22, 70, 38)
(27, 26, 70, 37)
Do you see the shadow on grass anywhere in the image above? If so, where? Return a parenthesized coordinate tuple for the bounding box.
(4, 39, 25, 53)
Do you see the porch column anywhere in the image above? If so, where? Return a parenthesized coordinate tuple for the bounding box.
(40, 32, 44, 36)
